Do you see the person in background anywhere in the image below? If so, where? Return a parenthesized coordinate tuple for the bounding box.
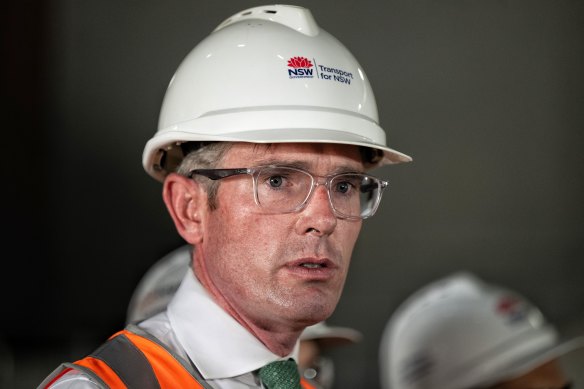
(379, 272, 584, 389)
(298, 321, 362, 389)
(40, 4, 411, 388)
(126, 245, 192, 325)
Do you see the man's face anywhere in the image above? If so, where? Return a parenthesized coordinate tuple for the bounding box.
(196, 142, 364, 330)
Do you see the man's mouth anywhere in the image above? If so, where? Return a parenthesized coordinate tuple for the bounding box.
(300, 262, 326, 269)
(288, 258, 335, 270)
(285, 258, 336, 280)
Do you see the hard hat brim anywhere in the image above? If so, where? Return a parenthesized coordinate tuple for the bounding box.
(300, 321, 363, 348)
(144, 109, 412, 182)
(484, 335, 584, 386)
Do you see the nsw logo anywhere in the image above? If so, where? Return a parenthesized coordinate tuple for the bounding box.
(287, 56, 314, 78)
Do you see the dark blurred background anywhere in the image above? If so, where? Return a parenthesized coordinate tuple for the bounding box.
(2, 0, 583, 388)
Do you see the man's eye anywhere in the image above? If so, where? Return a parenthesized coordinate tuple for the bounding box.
(268, 176, 284, 188)
(336, 181, 351, 193)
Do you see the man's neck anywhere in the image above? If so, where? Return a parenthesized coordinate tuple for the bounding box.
(192, 255, 302, 356)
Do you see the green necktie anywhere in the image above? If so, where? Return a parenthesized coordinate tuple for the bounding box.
(258, 359, 301, 389)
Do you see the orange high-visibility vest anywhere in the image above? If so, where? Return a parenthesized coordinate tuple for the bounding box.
(41, 326, 318, 389)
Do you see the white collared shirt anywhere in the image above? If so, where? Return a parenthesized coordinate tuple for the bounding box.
(45, 269, 300, 388)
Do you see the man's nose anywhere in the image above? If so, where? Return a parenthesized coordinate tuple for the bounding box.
(295, 184, 337, 236)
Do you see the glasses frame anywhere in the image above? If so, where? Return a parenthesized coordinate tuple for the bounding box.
(188, 165, 388, 220)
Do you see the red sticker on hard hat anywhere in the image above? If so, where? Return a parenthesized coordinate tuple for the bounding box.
(496, 295, 528, 323)
(287, 56, 353, 85)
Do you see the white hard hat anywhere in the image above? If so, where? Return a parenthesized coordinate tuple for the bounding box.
(379, 272, 584, 389)
(300, 321, 363, 348)
(143, 4, 412, 182)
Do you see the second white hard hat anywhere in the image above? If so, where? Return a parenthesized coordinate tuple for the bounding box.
(143, 4, 412, 182)
(126, 245, 191, 324)
(300, 321, 363, 348)
(379, 272, 584, 389)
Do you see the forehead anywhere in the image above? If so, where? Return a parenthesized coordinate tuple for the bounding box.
(222, 142, 364, 169)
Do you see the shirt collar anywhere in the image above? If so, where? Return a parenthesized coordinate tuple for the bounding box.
(167, 269, 300, 379)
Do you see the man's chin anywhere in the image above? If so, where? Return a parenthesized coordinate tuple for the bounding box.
(293, 302, 336, 325)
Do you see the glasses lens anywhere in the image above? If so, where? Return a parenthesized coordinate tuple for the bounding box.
(330, 173, 382, 218)
(255, 167, 312, 212)
(253, 167, 385, 219)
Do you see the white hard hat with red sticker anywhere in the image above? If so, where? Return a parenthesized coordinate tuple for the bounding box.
(379, 272, 584, 389)
(142, 4, 412, 182)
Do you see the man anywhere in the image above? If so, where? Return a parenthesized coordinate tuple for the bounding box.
(40, 4, 411, 388)
(125, 244, 192, 325)
(379, 272, 584, 389)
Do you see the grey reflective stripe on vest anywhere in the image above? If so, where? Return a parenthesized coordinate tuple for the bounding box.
(91, 333, 160, 389)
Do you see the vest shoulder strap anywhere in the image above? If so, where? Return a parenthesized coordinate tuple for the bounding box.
(61, 326, 210, 389)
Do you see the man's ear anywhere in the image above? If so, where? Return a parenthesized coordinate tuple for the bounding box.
(163, 173, 207, 244)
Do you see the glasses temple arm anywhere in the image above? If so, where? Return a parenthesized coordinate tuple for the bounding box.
(188, 168, 249, 180)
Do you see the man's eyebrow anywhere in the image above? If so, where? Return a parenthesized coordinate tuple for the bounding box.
(253, 158, 307, 168)
(253, 159, 364, 173)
